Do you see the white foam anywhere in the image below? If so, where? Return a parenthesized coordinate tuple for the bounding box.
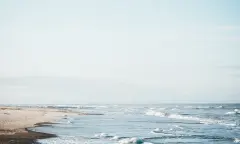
(37, 136, 83, 144)
(67, 120, 73, 124)
(94, 132, 123, 141)
(226, 111, 236, 115)
(216, 105, 224, 109)
(110, 136, 121, 140)
(93, 133, 147, 144)
(145, 110, 167, 117)
(168, 114, 215, 124)
(145, 109, 235, 126)
(225, 109, 240, 115)
(118, 137, 144, 144)
(234, 138, 240, 143)
(151, 128, 163, 133)
(94, 133, 109, 138)
(171, 108, 179, 111)
(173, 125, 184, 129)
(185, 106, 221, 109)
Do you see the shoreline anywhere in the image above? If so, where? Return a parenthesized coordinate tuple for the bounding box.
(0, 127, 57, 144)
(0, 106, 81, 144)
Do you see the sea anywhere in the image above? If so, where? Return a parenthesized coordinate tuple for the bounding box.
(27, 104, 240, 144)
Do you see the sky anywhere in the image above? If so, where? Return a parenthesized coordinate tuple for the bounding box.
(0, 0, 240, 104)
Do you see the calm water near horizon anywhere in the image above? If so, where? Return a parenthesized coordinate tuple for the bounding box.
(23, 104, 240, 144)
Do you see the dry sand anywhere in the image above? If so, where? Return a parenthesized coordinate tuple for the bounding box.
(0, 106, 80, 143)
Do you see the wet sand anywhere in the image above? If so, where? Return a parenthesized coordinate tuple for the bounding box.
(0, 128, 56, 144)
(0, 106, 80, 144)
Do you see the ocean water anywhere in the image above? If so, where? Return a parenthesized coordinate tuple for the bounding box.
(30, 104, 239, 144)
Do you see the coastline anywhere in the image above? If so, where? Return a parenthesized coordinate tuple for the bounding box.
(0, 106, 80, 144)
(0, 127, 56, 144)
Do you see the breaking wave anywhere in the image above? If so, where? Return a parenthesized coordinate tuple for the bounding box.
(93, 133, 153, 144)
(226, 109, 240, 115)
(145, 110, 235, 126)
(234, 138, 240, 143)
(183, 105, 225, 109)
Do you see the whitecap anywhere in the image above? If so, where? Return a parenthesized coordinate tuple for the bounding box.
(234, 138, 240, 143)
(145, 110, 168, 117)
(171, 108, 179, 111)
(67, 120, 73, 124)
(151, 128, 163, 133)
(226, 111, 236, 115)
(119, 137, 144, 144)
(222, 123, 236, 127)
(195, 106, 211, 109)
(173, 125, 184, 129)
(110, 136, 121, 140)
(216, 105, 224, 109)
(145, 109, 235, 126)
(94, 133, 110, 138)
(225, 109, 240, 115)
(37, 136, 84, 144)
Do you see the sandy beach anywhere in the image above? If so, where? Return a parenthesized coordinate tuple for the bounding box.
(0, 106, 80, 144)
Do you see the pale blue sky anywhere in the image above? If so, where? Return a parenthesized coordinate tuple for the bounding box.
(0, 0, 240, 104)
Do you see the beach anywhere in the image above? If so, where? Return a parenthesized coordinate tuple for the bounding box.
(0, 106, 80, 144)
(0, 104, 239, 144)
